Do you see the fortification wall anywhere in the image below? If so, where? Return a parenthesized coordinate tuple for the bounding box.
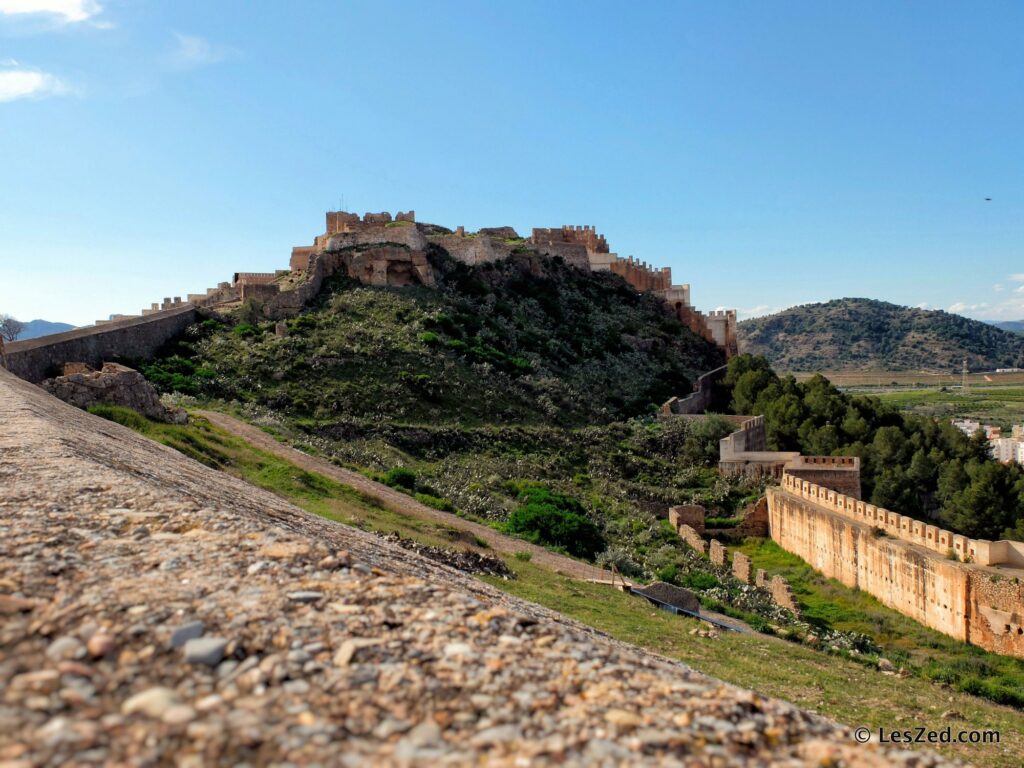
(5, 307, 198, 383)
(720, 416, 768, 456)
(427, 233, 516, 266)
(659, 365, 728, 416)
(768, 476, 1024, 657)
(785, 456, 862, 500)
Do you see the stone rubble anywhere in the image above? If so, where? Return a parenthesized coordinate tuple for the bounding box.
(0, 369, 960, 766)
(40, 362, 187, 424)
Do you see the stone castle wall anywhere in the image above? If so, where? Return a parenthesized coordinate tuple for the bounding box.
(768, 474, 1024, 657)
(5, 307, 198, 383)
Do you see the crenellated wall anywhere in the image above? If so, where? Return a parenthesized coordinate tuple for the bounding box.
(768, 474, 1024, 657)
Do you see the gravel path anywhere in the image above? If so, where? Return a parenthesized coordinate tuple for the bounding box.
(0, 370, 960, 766)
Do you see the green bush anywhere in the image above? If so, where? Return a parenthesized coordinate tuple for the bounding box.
(414, 492, 454, 512)
(682, 571, 720, 590)
(419, 331, 440, 345)
(514, 551, 532, 561)
(383, 467, 417, 490)
(234, 323, 261, 339)
(505, 486, 604, 560)
(655, 564, 679, 583)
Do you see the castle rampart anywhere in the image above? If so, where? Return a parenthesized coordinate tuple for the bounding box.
(4, 306, 198, 384)
(768, 474, 1024, 657)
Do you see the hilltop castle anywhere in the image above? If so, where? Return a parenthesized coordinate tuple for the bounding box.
(269, 210, 737, 356)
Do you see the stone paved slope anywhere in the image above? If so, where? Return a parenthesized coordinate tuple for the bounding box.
(0, 369, 958, 767)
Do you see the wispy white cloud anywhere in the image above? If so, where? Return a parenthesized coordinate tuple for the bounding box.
(948, 301, 990, 315)
(1009, 273, 1024, 283)
(738, 304, 779, 320)
(0, 63, 69, 102)
(0, 0, 104, 25)
(914, 302, 930, 309)
(167, 32, 237, 70)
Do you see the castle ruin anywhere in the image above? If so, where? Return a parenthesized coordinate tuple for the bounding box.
(283, 211, 739, 357)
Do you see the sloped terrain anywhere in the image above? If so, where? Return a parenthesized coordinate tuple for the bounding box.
(739, 299, 1024, 372)
(143, 251, 723, 426)
(0, 370, 958, 766)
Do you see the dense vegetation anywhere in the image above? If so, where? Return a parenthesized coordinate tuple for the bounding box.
(725, 354, 1024, 540)
(739, 298, 1024, 371)
(144, 250, 721, 426)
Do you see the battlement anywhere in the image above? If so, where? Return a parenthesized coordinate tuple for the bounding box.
(779, 474, 1023, 567)
(771, 473, 1024, 657)
(530, 225, 609, 254)
(233, 272, 279, 286)
(325, 210, 415, 235)
(788, 455, 859, 468)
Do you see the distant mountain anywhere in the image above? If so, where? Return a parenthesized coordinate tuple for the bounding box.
(19, 319, 75, 341)
(738, 298, 1024, 372)
(991, 320, 1024, 335)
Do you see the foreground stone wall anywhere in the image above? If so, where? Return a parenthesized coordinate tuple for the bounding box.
(767, 476, 1024, 657)
(4, 307, 198, 384)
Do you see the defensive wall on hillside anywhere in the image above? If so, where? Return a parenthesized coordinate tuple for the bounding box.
(4, 306, 198, 383)
(716, 415, 862, 497)
(4, 208, 738, 384)
(286, 212, 739, 357)
(768, 474, 1024, 658)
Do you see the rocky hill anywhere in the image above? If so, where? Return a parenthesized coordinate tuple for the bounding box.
(738, 298, 1024, 371)
(0, 367, 958, 766)
(143, 250, 723, 426)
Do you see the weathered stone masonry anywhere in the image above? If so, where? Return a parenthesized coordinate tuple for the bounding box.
(768, 474, 1024, 658)
(5, 307, 198, 384)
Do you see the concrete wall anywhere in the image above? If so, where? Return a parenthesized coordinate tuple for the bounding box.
(5, 307, 198, 383)
(768, 475, 1024, 657)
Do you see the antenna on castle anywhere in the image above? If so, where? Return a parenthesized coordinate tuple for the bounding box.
(962, 358, 970, 394)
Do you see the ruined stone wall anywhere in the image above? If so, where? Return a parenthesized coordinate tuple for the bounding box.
(659, 366, 729, 417)
(731, 552, 753, 584)
(767, 476, 1024, 657)
(427, 233, 516, 266)
(669, 504, 706, 535)
(290, 246, 315, 272)
(5, 307, 198, 384)
(677, 524, 707, 555)
(709, 539, 726, 566)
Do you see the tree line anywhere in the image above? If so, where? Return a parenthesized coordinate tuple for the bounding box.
(723, 355, 1024, 542)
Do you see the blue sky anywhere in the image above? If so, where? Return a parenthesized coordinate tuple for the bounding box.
(1, 1, 1022, 326)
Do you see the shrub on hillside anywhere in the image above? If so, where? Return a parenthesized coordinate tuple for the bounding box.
(383, 467, 417, 490)
(505, 484, 604, 560)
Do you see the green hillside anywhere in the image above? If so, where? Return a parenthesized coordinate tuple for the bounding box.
(150, 250, 722, 426)
(739, 298, 1024, 371)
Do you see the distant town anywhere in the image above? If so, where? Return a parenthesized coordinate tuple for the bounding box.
(952, 418, 1024, 463)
